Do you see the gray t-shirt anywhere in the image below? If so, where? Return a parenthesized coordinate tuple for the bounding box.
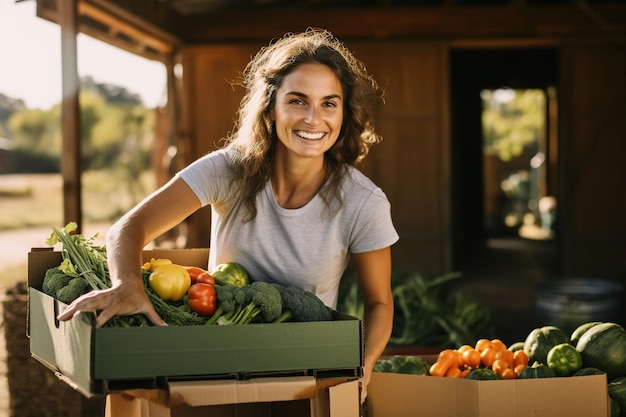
(177, 147, 399, 308)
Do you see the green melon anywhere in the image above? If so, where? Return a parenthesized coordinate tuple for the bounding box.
(572, 367, 606, 376)
(608, 377, 626, 417)
(519, 361, 557, 379)
(576, 323, 626, 380)
(570, 321, 603, 346)
(524, 325, 570, 365)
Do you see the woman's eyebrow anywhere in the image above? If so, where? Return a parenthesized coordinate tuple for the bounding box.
(285, 91, 343, 100)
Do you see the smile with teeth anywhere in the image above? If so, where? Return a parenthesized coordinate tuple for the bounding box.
(295, 130, 325, 140)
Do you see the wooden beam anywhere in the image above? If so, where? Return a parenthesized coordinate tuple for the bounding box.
(179, 5, 626, 43)
(36, 0, 179, 62)
(85, 0, 183, 46)
(59, 0, 83, 232)
(79, 2, 175, 54)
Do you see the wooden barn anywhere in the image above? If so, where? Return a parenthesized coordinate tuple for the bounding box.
(35, 0, 626, 333)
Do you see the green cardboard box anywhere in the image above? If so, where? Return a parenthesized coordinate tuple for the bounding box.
(27, 248, 364, 398)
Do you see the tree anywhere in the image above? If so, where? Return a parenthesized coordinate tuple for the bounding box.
(482, 89, 544, 162)
(6, 77, 154, 176)
(9, 107, 61, 157)
(0, 93, 26, 138)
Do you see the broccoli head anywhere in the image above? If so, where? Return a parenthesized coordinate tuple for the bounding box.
(205, 284, 247, 325)
(42, 267, 72, 297)
(238, 281, 282, 324)
(271, 283, 333, 323)
(56, 277, 88, 304)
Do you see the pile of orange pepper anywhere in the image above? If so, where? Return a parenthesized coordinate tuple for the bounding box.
(429, 338, 529, 379)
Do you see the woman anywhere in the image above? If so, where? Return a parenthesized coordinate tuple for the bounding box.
(58, 28, 398, 397)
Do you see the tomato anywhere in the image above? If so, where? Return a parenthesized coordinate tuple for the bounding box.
(187, 283, 217, 317)
(184, 266, 216, 285)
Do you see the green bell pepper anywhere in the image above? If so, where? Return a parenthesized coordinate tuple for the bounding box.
(546, 343, 582, 376)
(210, 262, 249, 287)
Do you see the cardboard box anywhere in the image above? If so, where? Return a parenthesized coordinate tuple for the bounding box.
(27, 248, 364, 398)
(104, 376, 361, 417)
(368, 372, 610, 417)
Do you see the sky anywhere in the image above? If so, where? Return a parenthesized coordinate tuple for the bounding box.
(0, 0, 167, 109)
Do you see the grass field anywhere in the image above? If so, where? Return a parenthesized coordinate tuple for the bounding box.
(0, 171, 155, 230)
(0, 171, 155, 288)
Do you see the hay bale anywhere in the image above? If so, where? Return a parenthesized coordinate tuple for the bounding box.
(2, 282, 105, 417)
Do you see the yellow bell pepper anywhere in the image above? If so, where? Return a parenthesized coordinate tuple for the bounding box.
(143, 258, 173, 272)
(148, 263, 191, 301)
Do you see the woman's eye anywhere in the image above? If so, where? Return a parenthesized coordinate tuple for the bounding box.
(323, 101, 338, 108)
(289, 98, 305, 105)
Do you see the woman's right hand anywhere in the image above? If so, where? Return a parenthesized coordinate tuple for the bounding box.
(57, 177, 202, 328)
(56, 278, 167, 328)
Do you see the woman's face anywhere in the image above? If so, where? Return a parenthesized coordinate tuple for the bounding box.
(270, 63, 343, 160)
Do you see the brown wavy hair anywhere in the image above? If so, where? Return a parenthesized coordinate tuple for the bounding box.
(225, 28, 384, 221)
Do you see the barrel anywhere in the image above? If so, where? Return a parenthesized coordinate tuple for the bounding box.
(535, 278, 624, 335)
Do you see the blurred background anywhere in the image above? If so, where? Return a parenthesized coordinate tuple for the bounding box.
(1, 0, 625, 416)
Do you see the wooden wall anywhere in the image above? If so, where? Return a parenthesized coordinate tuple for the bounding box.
(559, 39, 626, 279)
(178, 45, 258, 248)
(350, 41, 451, 275)
(178, 34, 626, 280)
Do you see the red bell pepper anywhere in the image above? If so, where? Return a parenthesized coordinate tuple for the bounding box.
(184, 266, 216, 286)
(187, 282, 217, 317)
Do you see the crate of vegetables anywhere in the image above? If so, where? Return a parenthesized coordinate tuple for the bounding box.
(27, 224, 363, 397)
(367, 323, 625, 417)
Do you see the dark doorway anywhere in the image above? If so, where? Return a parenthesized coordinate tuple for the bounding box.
(449, 48, 559, 343)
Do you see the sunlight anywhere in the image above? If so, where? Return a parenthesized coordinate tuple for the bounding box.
(0, 0, 166, 109)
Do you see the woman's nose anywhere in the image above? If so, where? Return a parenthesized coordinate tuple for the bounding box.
(305, 106, 321, 125)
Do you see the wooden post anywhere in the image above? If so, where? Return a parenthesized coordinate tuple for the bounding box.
(58, 0, 82, 232)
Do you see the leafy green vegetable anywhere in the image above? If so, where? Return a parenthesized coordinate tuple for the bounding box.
(237, 281, 283, 324)
(373, 355, 430, 375)
(42, 266, 72, 297)
(271, 283, 333, 323)
(45, 222, 207, 327)
(206, 281, 282, 325)
(466, 368, 502, 380)
(338, 269, 494, 348)
(56, 277, 89, 304)
(204, 284, 248, 325)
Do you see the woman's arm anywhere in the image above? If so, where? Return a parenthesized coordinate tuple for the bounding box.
(57, 177, 202, 327)
(351, 246, 394, 397)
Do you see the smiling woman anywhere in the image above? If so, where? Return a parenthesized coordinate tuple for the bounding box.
(0, 0, 166, 109)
